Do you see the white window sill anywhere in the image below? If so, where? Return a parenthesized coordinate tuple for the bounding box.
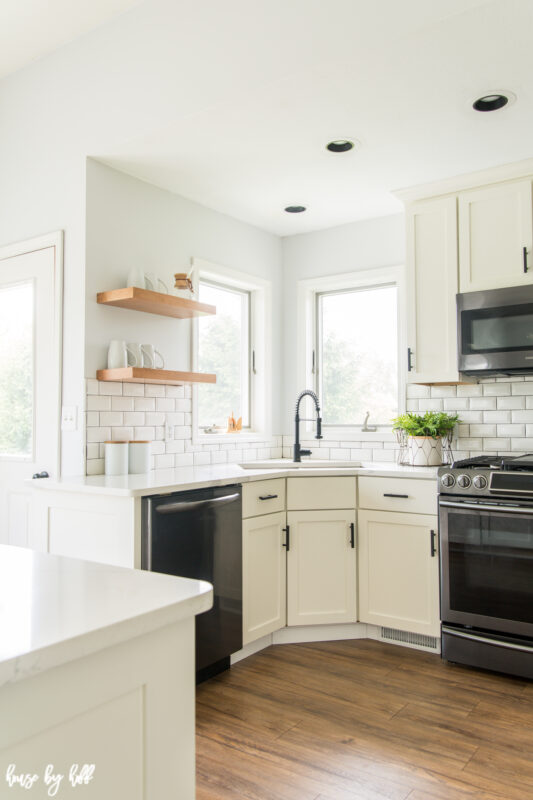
(194, 431, 269, 445)
(305, 427, 395, 442)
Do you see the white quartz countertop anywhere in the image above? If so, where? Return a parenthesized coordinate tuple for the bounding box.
(0, 545, 212, 686)
(30, 460, 439, 497)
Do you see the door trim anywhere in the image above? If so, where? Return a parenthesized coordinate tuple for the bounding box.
(0, 231, 64, 476)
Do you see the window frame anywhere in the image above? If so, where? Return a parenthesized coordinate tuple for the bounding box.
(297, 265, 406, 440)
(191, 257, 272, 444)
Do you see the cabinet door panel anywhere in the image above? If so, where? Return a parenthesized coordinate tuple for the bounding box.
(243, 512, 286, 644)
(406, 196, 460, 383)
(287, 510, 356, 626)
(459, 180, 533, 292)
(358, 510, 439, 636)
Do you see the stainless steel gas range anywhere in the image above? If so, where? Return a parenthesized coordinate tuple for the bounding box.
(438, 454, 533, 679)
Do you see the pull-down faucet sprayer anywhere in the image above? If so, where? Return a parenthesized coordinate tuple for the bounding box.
(294, 390, 323, 463)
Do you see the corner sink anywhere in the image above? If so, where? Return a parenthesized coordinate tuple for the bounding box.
(238, 459, 361, 470)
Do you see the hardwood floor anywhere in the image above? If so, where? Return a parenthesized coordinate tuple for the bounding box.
(196, 639, 533, 800)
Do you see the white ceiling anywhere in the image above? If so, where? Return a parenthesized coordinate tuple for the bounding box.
(0, 0, 140, 79)
(4, 0, 533, 236)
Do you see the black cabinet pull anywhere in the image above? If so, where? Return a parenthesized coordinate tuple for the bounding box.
(383, 493, 409, 499)
(407, 347, 414, 372)
(259, 494, 278, 501)
(282, 525, 290, 552)
(524, 246, 529, 274)
(430, 529, 437, 557)
(350, 522, 355, 548)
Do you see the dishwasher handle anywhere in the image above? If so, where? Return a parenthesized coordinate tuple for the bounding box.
(155, 493, 240, 515)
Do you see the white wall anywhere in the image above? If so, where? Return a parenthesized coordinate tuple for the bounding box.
(86, 159, 283, 431)
(281, 214, 405, 432)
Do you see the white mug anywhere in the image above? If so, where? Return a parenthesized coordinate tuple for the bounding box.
(141, 344, 164, 369)
(144, 272, 168, 294)
(127, 342, 143, 368)
(108, 340, 139, 369)
(126, 267, 146, 289)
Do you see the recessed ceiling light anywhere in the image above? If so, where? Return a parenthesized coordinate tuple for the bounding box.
(284, 205, 306, 213)
(472, 93, 511, 112)
(326, 139, 355, 153)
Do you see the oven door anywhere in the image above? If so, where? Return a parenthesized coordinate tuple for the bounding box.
(439, 498, 533, 638)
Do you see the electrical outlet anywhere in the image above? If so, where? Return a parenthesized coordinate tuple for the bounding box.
(61, 406, 77, 432)
(164, 422, 173, 441)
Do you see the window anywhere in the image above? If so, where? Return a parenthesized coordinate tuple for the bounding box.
(0, 281, 34, 457)
(316, 282, 399, 426)
(198, 280, 251, 430)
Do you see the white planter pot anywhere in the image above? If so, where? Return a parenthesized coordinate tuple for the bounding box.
(407, 436, 443, 466)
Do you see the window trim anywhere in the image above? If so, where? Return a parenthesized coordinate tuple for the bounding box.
(191, 257, 272, 444)
(297, 265, 406, 439)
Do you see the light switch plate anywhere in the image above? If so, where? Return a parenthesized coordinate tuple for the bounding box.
(61, 405, 77, 431)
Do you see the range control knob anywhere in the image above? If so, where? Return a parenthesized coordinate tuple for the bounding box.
(441, 473, 455, 488)
(473, 474, 488, 490)
(457, 474, 471, 489)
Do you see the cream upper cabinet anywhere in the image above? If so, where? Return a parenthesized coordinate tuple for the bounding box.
(357, 509, 439, 637)
(242, 511, 287, 645)
(286, 509, 356, 626)
(406, 195, 461, 383)
(458, 179, 533, 292)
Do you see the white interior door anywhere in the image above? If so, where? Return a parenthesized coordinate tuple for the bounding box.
(0, 233, 63, 547)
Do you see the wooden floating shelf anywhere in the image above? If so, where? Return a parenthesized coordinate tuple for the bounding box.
(96, 287, 216, 319)
(97, 368, 216, 386)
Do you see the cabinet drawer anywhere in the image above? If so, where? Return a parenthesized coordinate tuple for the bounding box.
(358, 476, 437, 515)
(287, 477, 356, 510)
(243, 479, 286, 518)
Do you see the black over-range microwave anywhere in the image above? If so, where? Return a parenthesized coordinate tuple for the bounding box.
(457, 284, 533, 376)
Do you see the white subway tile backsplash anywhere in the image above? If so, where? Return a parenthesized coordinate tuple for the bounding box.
(444, 398, 469, 411)
(134, 426, 156, 440)
(456, 384, 483, 397)
(483, 410, 510, 423)
(86, 411, 99, 427)
(459, 411, 484, 423)
(165, 440, 185, 454)
(133, 397, 155, 412)
(483, 383, 511, 396)
(406, 384, 430, 399)
(123, 411, 146, 426)
(511, 438, 533, 450)
(484, 438, 509, 451)
(469, 424, 497, 437)
(99, 411, 124, 427)
(86, 459, 105, 475)
(111, 426, 134, 441)
(112, 396, 135, 412)
(406, 400, 418, 412)
(87, 395, 111, 412)
(165, 385, 185, 398)
(497, 396, 526, 410)
(469, 398, 496, 411)
(145, 412, 166, 426)
(175, 399, 191, 412)
(87, 427, 111, 443)
(123, 383, 145, 397)
(151, 441, 166, 455)
(429, 386, 457, 398)
(175, 453, 194, 467)
(511, 410, 533, 423)
(193, 452, 211, 466)
(86, 379, 100, 395)
(155, 454, 174, 469)
(86, 443, 99, 460)
(145, 385, 166, 397)
(100, 382, 122, 396)
(511, 383, 533, 395)
(497, 424, 526, 437)
(156, 397, 175, 412)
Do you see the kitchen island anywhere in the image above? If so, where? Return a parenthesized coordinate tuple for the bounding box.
(0, 545, 212, 799)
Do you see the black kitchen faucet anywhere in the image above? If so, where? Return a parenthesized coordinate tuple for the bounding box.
(293, 389, 323, 462)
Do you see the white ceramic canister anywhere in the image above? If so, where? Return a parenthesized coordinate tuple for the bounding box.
(128, 441, 151, 474)
(104, 441, 129, 476)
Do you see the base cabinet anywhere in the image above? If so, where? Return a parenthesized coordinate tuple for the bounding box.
(287, 510, 356, 626)
(357, 509, 439, 637)
(242, 512, 287, 645)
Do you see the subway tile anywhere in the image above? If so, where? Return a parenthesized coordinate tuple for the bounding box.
(406, 400, 418, 412)
(484, 438, 509, 451)
(330, 448, 351, 460)
(497, 395, 526, 409)
(86, 443, 100, 460)
(133, 397, 155, 412)
(512, 383, 533, 395)
(184, 386, 192, 399)
(456, 438, 483, 451)
(194, 452, 211, 466)
(112, 396, 135, 412)
(145, 412, 166, 426)
(211, 450, 228, 464)
(511, 410, 533, 423)
(430, 386, 457, 398)
(497, 376, 523, 382)
(469, 398, 496, 411)
(174, 426, 192, 440)
(350, 449, 372, 461)
(511, 438, 533, 450)
(145, 385, 166, 397)
(456, 384, 482, 397)
(469, 424, 496, 437)
(86, 427, 111, 443)
(418, 399, 443, 412)
(123, 383, 145, 397)
(99, 411, 124, 427)
(165, 440, 185, 454)
(456, 425, 470, 438)
(526, 396, 533, 409)
(123, 411, 146, 426)
(156, 397, 175, 412)
(175, 399, 191, 412)
(165, 385, 185, 398)
(483, 383, 511, 396)
(406, 384, 430, 399)
(111, 427, 134, 441)
(151, 441, 165, 455)
(86, 411, 99, 427)
(526, 425, 533, 437)
(133, 426, 156, 440)
(87, 395, 111, 412)
(86, 459, 105, 475)
(497, 424, 526, 437)
(175, 453, 194, 467)
(155, 454, 175, 469)
(458, 411, 483, 423)
(443, 398, 469, 411)
(166, 412, 185, 426)
(99, 382, 122, 396)
(483, 410, 510, 423)
(375, 450, 396, 462)
(86, 379, 100, 395)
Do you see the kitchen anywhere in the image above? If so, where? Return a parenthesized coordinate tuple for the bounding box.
(2, 1, 533, 798)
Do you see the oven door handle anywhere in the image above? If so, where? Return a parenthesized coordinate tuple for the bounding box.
(442, 626, 533, 654)
(439, 500, 533, 515)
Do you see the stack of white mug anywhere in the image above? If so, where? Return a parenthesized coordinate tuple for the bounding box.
(127, 267, 169, 293)
(107, 341, 165, 370)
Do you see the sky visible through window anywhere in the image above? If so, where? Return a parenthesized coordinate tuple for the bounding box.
(319, 285, 398, 425)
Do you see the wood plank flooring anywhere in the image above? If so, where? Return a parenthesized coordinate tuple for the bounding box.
(196, 639, 533, 800)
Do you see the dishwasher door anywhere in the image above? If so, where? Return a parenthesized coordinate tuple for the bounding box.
(142, 485, 242, 680)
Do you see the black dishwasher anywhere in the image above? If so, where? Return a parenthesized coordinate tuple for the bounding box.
(142, 485, 242, 682)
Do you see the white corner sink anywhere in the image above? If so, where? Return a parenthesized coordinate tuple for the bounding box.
(238, 459, 361, 470)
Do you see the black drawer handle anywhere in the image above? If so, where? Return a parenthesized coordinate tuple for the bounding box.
(430, 529, 437, 557)
(383, 493, 409, 499)
(282, 525, 290, 552)
(524, 246, 529, 274)
(350, 522, 355, 549)
(259, 494, 278, 501)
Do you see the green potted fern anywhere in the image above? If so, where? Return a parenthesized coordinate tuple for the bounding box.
(392, 411, 459, 466)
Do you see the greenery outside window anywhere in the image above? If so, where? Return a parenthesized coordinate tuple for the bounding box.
(198, 280, 251, 431)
